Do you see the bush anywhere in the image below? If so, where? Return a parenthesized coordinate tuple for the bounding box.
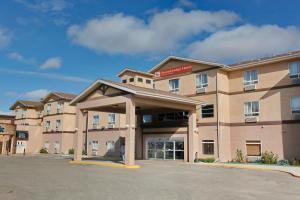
(234, 149, 245, 163)
(68, 148, 74, 155)
(291, 159, 300, 166)
(278, 159, 289, 166)
(195, 157, 215, 163)
(261, 151, 278, 164)
(40, 148, 48, 154)
(82, 149, 87, 155)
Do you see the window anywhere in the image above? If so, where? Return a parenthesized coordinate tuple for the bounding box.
(138, 77, 143, 82)
(21, 109, 26, 118)
(291, 96, 300, 113)
(246, 141, 261, 156)
(57, 101, 63, 113)
(201, 105, 214, 118)
(47, 104, 51, 114)
(196, 74, 208, 88)
(92, 141, 99, 151)
(46, 121, 51, 131)
(107, 141, 115, 153)
(202, 140, 214, 155)
(108, 113, 116, 125)
(122, 79, 127, 83)
(44, 141, 50, 150)
(129, 78, 134, 82)
(289, 61, 300, 78)
(56, 120, 61, 130)
(146, 79, 152, 84)
(92, 115, 100, 129)
(143, 115, 153, 124)
(244, 101, 259, 117)
(158, 112, 188, 122)
(37, 111, 43, 118)
(169, 79, 179, 93)
(244, 70, 258, 85)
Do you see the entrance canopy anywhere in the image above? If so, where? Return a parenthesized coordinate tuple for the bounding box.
(70, 79, 202, 166)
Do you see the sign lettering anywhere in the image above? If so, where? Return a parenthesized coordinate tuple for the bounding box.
(155, 64, 192, 77)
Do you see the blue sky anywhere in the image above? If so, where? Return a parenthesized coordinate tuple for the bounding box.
(1, 0, 300, 114)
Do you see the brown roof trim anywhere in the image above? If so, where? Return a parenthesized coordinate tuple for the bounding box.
(118, 68, 154, 78)
(10, 100, 43, 110)
(41, 92, 77, 103)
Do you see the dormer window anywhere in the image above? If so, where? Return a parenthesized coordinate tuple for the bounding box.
(289, 61, 300, 79)
(146, 79, 152, 84)
(129, 78, 134, 82)
(122, 79, 127, 83)
(57, 101, 63, 113)
(244, 70, 258, 85)
(138, 77, 143, 82)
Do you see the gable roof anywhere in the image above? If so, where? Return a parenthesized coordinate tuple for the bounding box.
(10, 100, 43, 110)
(118, 68, 154, 78)
(70, 79, 202, 106)
(41, 92, 77, 103)
(148, 56, 227, 73)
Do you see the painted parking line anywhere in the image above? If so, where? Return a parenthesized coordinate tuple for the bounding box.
(70, 160, 141, 169)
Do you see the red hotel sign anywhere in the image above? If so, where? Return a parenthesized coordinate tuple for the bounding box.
(155, 64, 193, 77)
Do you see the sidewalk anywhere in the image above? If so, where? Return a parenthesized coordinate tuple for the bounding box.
(196, 162, 300, 178)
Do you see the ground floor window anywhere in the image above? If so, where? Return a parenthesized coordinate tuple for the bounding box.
(202, 140, 214, 155)
(246, 141, 261, 156)
(106, 141, 115, 153)
(92, 141, 99, 151)
(44, 141, 49, 150)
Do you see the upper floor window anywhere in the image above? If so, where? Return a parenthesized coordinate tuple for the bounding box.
(169, 79, 179, 93)
(146, 79, 152, 84)
(244, 70, 258, 85)
(92, 115, 100, 128)
(143, 115, 153, 124)
(122, 79, 127, 83)
(196, 74, 208, 88)
(138, 77, 143, 82)
(129, 78, 134, 82)
(244, 101, 259, 117)
(46, 121, 51, 131)
(21, 109, 26, 118)
(37, 111, 43, 118)
(201, 105, 214, 118)
(158, 112, 188, 122)
(56, 120, 61, 130)
(47, 104, 51, 114)
(108, 113, 116, 125)
(291, 96, 300, 113)
(57, 101, 63, 113)
(289, 61, 300, 78)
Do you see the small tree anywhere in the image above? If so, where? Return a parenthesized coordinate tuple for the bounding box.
(261, 151, 278, 164)
(68, 148, 74, 155)
(234, 149, 245, 163)
(40, 148, 48, 154)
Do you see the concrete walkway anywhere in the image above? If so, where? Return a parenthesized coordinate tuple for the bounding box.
(196, 162, 300, 178)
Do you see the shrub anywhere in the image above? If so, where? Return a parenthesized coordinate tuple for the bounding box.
(40, 148, 48, 154)
(195, 157, 215, 163)
(234, 149, 245, 163)
(291, 159, 300, 166)
(82, 149, 87, 155)
(68, 148, 74, 155)
(278, 159, 289, 166)
(261, 151, 278, 164)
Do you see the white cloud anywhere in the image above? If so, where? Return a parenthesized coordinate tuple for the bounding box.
(0, 68, 92, 83)
(0, 110, 14, 116)
(8, 52, 36, 64)
(187, 24, 300, 63)
(40, 57, 62, 69)
(14, 0, 71, 12)
(24, 89, 50, 100)
(0, 28, 11, 48)
(67, 8, 239, 54)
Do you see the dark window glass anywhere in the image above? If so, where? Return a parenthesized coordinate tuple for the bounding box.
(202, 105, 214, 118)
(122, 79, 127, 83)
(146, 79, 152, 84)
(129, 78, 134, 82)
(138, 77, 143, 82)
(202, 140, 214, 155)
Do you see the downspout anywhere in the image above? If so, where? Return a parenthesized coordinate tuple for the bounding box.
(85, 111, 88, 155)
(216, 70, 220, 159)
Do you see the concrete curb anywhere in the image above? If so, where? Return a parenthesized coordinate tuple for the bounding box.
(196, 163, 300, 178)
(70, 160, 141, 169)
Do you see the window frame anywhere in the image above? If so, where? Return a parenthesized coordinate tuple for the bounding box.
(169, 79, 180, 93)
(202, 140, 215, 155)
(243, 69, 259, 85)
(244, 101, 260, 117)
(108, 113, 116, 125)
(55, 119, 61, 130)
(122, 79, 127, 83)
(146, 79, 152, 84)
(57, 101, 64, 113)
(246, 140, 262, 157)
(46, 121, 51, 131)
(47, 104, 51, 114)
(291, 96, 300, 113)
(137, 77, 143, 82)
(143, 115, 153, 124)
(92, 115, 100, 129)
(288, 61, 300, 78)
(201, 104, 214, 118)
(106, 141, 115, 153)
(129, 78, 134, 82)
(196, 73, 208, 89)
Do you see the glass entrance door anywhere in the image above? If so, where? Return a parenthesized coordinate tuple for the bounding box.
(147, 138, 184, 160)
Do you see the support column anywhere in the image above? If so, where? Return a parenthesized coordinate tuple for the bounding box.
(188, 109, 197, 163)
(2, 136, 7, 155)
(74, 108, 85, 161)
(10, 136, 15, 155)
(125, 97, 136, 166)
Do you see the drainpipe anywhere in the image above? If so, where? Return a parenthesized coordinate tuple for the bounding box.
(216, 70, 220, 159)
(85, 111, 88, 155)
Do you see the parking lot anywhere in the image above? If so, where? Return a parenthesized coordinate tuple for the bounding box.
(0, 155, 299, 200)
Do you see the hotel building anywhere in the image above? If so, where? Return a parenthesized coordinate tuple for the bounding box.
(71, 51, 300, 166)
(0, 114, 16, 155)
